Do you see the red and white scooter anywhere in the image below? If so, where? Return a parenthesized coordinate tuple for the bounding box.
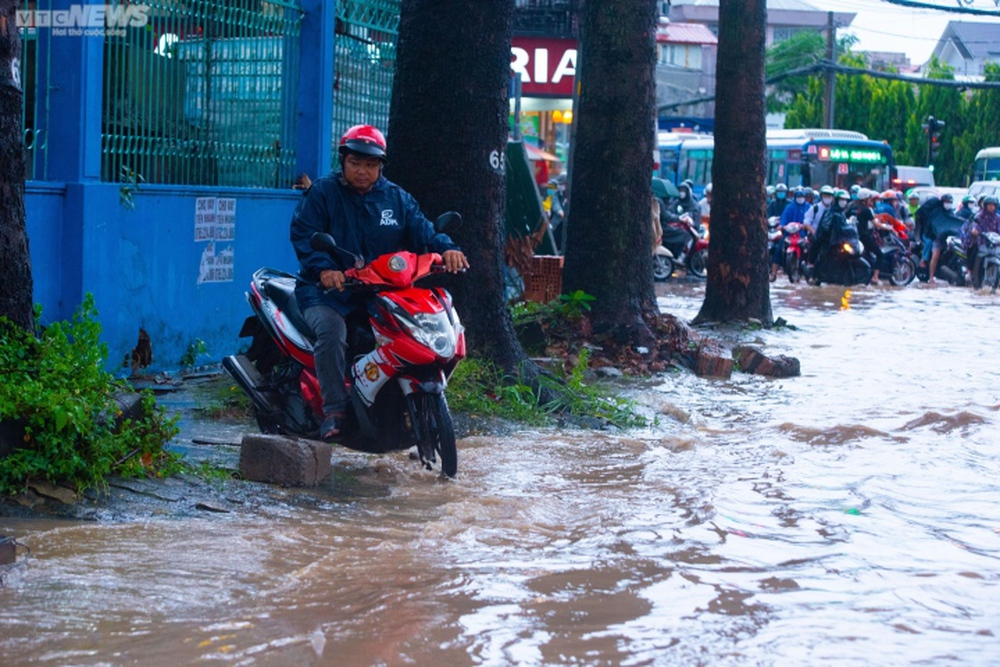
(223, 214, 466, 477)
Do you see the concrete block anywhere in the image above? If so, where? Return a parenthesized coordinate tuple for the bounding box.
(733, 345, 801, 378)
(0, 536, 14, 566)
(694, 340, 734, 379)
(239, 434, 332, 487)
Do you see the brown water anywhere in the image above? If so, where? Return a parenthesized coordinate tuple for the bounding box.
(3, 281, 1000, 666)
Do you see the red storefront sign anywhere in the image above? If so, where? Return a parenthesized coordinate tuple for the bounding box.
(511, 37, 578, 97)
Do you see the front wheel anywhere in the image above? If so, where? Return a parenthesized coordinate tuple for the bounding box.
(687, 248, 708, 279)
(786, 253, 801, 283)
(889, 255, 916, 286)
(844, 258, 872, 287)
(414, 393, 457, 478)
(985, 262, 1000, 293)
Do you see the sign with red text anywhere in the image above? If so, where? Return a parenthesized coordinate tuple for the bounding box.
(511, 37, 577, 97)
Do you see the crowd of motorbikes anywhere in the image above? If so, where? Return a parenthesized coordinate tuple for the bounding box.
(653, 193, 999, 292)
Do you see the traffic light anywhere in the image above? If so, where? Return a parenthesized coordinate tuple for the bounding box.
(924, 115, 945, 165)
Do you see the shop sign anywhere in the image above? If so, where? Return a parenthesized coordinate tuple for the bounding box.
(511, 37, 577, 97)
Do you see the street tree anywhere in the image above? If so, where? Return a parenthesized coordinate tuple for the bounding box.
(561, 0, 659, 345)
(916, 58, 966, 184)
(386, 0, 530, 374)
(765, 30, 824, 113)
(692, 0, 772, 326)
(0, 0, 34, 331)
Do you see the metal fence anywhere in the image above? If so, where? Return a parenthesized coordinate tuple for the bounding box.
(102, 0, 303, 188)
(332, 0, 400, 168)
(19, 0, 52, 181)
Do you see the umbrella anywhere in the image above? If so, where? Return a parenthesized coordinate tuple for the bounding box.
(524, 142, 560, 162)
(652, 177, 679, 199)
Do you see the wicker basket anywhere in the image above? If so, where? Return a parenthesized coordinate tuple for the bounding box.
(522, 255, 564, 303)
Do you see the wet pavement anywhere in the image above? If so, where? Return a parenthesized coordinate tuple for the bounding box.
(2, 278, 999, 666)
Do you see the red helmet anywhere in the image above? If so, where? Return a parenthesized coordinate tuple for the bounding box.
(881, 190, 898, 201)
(339, 125, 387, 161)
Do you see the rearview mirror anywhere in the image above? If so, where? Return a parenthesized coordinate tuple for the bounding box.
(310, 232, 364, 269)
(434, 211, 463, 233)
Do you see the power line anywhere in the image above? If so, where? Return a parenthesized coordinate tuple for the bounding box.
(878, 0, 1000, 17)
(658, 59, 1000, 112)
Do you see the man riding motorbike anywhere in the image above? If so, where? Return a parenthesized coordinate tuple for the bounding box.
(917, 193, 965, 284)
(964, 196, 1000, 287)
(810, 188, 850, 273)
(289, 124, 469, 441)
(659, 181, 703, 260)
(769, 186, 810, 281)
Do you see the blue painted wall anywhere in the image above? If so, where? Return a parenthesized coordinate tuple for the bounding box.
(23, 0, 338, 374)
(26, 183, 302, 373)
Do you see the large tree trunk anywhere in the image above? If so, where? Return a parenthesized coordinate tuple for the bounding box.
(692, 0, 772, 326)
(561, 0, 658, 344)
(0, 0, 33, 330)
(387, 0, 528, 373)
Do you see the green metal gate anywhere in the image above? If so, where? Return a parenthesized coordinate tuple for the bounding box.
(101, 0, 304, 188)
(332, 0, 400, 168)
(19, 0, 52, 181)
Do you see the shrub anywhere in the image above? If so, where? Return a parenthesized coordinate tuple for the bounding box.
(0, 296, 180, 495)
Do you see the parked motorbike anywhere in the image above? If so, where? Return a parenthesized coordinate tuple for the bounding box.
(653, 242, 676, 282)
(222, 214, 466, 478)
(781, 221, 809, 283)
(806, 217, 872, 286)
(972, 231, 1000, 292)
(662, 213, 709, 279)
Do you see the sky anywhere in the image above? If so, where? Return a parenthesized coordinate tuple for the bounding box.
(835, 0, 1000, 65)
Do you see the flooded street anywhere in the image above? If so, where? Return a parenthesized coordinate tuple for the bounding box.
(3, 281, 999, 666)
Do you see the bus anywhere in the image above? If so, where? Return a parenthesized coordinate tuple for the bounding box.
(971, 147, 1000, 182)
(657, 128, 895, 198)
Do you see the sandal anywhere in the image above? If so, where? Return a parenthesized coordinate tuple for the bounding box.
(319, 412, 345, 442)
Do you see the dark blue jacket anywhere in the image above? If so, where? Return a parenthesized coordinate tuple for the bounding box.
(779, 200, 810, 226)
(291, 172, 460, 314)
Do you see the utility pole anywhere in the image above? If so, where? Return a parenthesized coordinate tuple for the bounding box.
(823, 11, 835, 129)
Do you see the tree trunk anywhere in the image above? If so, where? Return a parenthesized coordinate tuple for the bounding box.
(692, 0, 772, 327)
(0, 0, 34, 330)
(387, 0, 528, 373)
(561, 0, 659, 345)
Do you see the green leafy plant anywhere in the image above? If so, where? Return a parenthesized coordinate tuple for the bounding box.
(448, 352, 646, 430)
(119, 164, 146, 210)
(555, 290, 595, 319)
(536, 347, 648, 429)
(447, 358, 550, 424)
(180, 338, 208, 369)
(0, 295, 180, 495)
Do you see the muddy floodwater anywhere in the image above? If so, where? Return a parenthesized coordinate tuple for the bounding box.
(2, 281, 999, 666)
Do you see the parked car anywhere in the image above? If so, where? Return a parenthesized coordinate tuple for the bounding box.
(893, 165, 935, 190)
(906, 185, 968, 205)
(968, 180, 1000, 203)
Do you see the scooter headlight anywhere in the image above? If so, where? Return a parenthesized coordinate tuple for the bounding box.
(842, 242, 855, 254)
(396, 310, 458, 358)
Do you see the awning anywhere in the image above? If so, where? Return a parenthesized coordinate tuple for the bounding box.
(524, 143, 560, 162)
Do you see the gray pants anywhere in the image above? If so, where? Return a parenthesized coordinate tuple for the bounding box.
(302, 305, 348, 417)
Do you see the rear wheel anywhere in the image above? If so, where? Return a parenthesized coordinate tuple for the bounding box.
(415, 394, 457, 478)
(889, 255, 916, 286)
(652, 254, 673, 282)
(687, 248, 708, 279)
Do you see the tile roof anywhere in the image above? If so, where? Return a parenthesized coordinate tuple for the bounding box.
(940, 21, 1000, 61)
(656, 21, 718, 45)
